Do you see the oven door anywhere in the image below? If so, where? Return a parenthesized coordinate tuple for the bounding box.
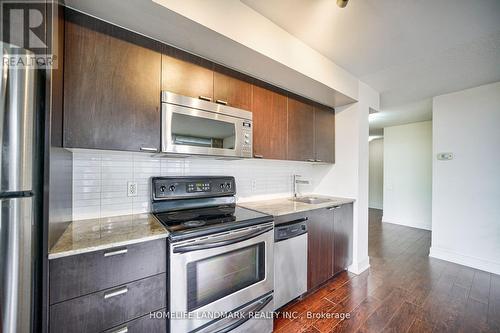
(162, 103, 250, 158)
(170, 223, 274, 333)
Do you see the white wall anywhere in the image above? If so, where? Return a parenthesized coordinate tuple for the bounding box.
(369, 138, 384, 209)
(72, 151, 329, 220)
(383, 121, 432, 230)
(430, 81, 500, 275)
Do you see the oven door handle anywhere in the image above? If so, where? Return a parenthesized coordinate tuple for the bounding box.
(173, 226, 273, 254)
(212, 293, 273, 333)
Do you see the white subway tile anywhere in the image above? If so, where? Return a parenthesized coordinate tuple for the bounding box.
(72, 150, 327, 220)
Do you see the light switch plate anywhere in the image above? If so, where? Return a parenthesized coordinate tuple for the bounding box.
(437, 152, 454, 160)
(127, 181, 138, 197)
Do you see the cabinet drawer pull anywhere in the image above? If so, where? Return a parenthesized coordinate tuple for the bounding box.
(306, 159, 315, 162)
(315, 159, 323, 163)
(109, 326, 128, 333)
(198, 95, 211, 101)
(104, 287, 128, 299)
(104, 248, 128, 257)
(215, 99, 228, 105)
(253, 154, 263, 159)
(327, 206, 341, 210)
(140, 147, 157, 152)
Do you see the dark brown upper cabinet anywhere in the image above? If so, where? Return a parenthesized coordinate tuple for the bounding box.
(307, 208, 335, 291)
(63, 10, 161, 152)
(314, 105, 335, 163)
(213, 66, 253, 110)
(61, 10, 336, 160)
(287, 97, 315, 161)
(161, 48, 214, 101)
(251, 85, 287, 160)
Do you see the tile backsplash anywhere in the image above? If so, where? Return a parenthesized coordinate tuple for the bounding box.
(72, 150, 332, 220)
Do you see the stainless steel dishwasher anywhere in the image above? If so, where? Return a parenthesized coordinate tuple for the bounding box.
(274, 217, 308, 310)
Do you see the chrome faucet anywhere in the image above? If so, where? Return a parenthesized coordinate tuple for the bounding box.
(293, 174, 310, 198)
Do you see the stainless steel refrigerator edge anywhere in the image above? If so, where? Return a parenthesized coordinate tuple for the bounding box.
(1, 43, 38, 333)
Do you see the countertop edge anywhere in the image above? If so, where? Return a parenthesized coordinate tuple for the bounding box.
(238, 196, 356, 217)
(273, 199, 355, 217)
(48, 233, 168, 260)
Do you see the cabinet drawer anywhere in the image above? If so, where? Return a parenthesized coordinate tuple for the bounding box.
(49, 274, 166, 333)
(103, 309, 167, 333)
(49, 239, 166, 304)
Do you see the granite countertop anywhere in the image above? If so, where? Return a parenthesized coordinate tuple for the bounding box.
(238, 195, 355, 217)
(48, 214, 168, 260)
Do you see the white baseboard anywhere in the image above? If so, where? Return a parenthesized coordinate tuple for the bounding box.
(381, 217, 432, 231)
(348, 257, 370, 275)
(429, 246, 500, 275)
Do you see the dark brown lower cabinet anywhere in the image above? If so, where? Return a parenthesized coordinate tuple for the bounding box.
(49, 273, 166, 333)
(307, 203, 353, 292)
(103, 310, 167, 333)
(49, 239, 166, 304)
(307, 208, 334, 291)
(48, 239, 167, 333)
(333, 203, 354, 275)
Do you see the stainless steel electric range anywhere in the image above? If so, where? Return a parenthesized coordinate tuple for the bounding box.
(151, 176, 274, 333)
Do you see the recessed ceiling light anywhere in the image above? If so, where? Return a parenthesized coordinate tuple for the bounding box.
(337, 0, 349, 8)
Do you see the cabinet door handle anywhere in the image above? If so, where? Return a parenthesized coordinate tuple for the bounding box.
(104, 287, 128, 299)
(109, 326, 128, 333)
(104, 248, 128, 257)
(327, 206, 341, 210)
(215, 99, 228, 105)
(253, 154, 264, 159)
(199, 95, 211, 101)
(140, 147, 157, 152)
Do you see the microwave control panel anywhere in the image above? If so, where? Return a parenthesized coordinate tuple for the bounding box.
(240, 121, 253, 158)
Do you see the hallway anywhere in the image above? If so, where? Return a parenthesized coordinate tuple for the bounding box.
(273, 209, 500, 332)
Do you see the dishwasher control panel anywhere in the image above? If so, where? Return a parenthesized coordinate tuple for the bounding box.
(274, 218, 308, 242)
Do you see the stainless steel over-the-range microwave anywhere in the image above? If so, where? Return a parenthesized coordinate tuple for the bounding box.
(161, 92, 253, 158)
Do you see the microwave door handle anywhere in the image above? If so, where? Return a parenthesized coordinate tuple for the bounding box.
(173, 226, 273, 254)
(211, 293, 273, 333)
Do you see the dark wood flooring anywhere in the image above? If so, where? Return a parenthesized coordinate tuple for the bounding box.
(273, 209, 500, 333)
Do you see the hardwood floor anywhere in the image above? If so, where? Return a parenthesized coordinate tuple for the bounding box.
(273, 209, 500, 333)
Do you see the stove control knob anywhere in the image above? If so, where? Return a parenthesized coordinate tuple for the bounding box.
(219, 183, 225, 190)
(159, 185, 166, 192)
(169, 185, 176, 192)
(225, 183, 232, 189)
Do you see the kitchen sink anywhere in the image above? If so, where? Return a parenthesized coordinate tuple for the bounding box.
(290, 196, 334, 204)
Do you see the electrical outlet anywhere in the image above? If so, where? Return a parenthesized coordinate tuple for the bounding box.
(127, 181, 138, 197)
(251, 179, 257, 192)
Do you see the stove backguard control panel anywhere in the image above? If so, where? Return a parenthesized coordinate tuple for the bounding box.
(152, 176, 236, 200)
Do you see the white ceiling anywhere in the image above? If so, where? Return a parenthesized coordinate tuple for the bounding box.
(242, 0, 500, 129)
(369, 98, 432, 135)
